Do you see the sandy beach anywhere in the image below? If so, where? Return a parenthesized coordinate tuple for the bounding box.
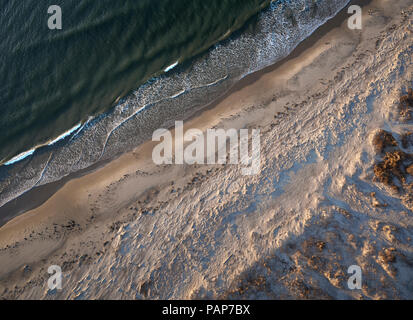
(0, 0, 412, 299)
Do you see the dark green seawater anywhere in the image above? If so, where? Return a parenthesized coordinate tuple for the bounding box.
(0, 0, 270, 163)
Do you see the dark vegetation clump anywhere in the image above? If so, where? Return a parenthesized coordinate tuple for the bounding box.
(372, 130, 398, 154)
(398, 88, 413, 120)
(372, 88, 413, 209)
(373, 150, 412, 191)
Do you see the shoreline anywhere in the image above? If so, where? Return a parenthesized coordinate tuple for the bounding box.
(0, 0, 366, 228)
(0, 0, 351, 212)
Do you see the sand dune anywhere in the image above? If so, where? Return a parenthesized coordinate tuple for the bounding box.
(0, 0, 412, 299)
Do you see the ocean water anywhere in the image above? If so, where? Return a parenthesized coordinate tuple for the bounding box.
(0, 0, 349, 208)
(1, 0, 271, 164)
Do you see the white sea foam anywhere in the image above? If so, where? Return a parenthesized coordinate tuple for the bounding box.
(3, 149, 36, 166)
(164, 61, 179, 73)
(3, 122, 82, 166)
(48, 123, 82, 146)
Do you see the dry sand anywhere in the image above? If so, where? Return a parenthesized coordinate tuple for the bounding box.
(0, 0, 412, 299)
